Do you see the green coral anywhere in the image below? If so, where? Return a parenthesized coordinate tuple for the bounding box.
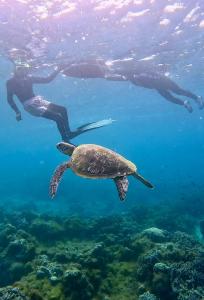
(0, 199, 204, 300)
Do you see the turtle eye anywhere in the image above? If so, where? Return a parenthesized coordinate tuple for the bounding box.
(56, 143, 63, 152)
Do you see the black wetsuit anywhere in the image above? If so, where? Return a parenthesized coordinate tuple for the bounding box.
(126, 70, 201, 110)
(6, 70, 71, 141)
(62, 59, 203, 112)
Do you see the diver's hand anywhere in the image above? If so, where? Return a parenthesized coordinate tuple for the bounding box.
(16, 112, 22, 121)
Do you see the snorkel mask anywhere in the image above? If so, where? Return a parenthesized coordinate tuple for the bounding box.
(14, 61, 31, 76)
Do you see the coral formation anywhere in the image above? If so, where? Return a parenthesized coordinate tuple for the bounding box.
(0, 287, 28, 300)
(0, 199, 204, 299)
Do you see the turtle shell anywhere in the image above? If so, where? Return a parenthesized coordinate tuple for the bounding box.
(70, 144, 136, 179)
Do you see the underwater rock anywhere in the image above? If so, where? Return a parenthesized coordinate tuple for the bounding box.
(64, 217, 91, 239)
(63, 265, 94, 300)
(172, 231, 199, 248)
(141, 227, 169, 243)
(64, 266, 82, 282)
(170, 251, 204, 300)
(8, 212, 30, 230)
(0, 287, 29, 300)
(153, 262, 170, 273)
(0, 206, 204, 300)
(0, 259, 31, 284)
(143, 249, 162, 266)
(6, 237, 35, 262)
(0, 261, 13, 286)
(29, 218, 64, 241)
(119, 246, 137, 261)
(9, 262, 31, 282)
(136, 228, 204, 299)
(138, 291, 157, 300)
(82, 242, 111, 269)
(92, 216, 124, 235)
(49, 275, 60, 284)
(0, 223, 17, 248)
(152, 270, 171, 298)
(199, 220, 204, 239)
(35, 255, 63, 284)
(36, 266, 50, 279)
(97, 233, 119, 246)
(137, 249, 162, 282)
(54, 251, 70, 264)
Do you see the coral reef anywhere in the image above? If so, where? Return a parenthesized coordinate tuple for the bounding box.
(139, 292, 157, 300)
(0, 287, 29, 300)
(0, 199, 204, 299)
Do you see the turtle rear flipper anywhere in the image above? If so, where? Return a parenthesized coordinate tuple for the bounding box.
(114, 176, 129, 201)
(133, 172, 154, 189)
(50, 162, 70, 198)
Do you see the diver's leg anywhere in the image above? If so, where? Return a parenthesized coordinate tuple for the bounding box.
(48, 103, 71, 133)
(43, 110, 71, 141)
(168, 81, 204, 109)
(43, 104, 113, 140)
(157, 89, 193, 113)
(47, 104, 113, 139)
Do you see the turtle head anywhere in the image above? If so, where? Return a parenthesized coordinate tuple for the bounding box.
(57, 142, 76, 156)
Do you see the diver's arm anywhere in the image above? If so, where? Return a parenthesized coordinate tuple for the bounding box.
(31, 67, 61, 84)
(6, 82, 22, 121)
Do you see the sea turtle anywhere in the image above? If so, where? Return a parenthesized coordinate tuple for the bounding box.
(50, 142, 154, 201)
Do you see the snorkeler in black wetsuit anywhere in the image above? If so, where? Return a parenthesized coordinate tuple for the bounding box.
(62, 59, 204, 113)
(7, 64, 110, 141)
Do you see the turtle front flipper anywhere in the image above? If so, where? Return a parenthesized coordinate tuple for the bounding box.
(133, 172, 154, 189)
(50, 162, 70, 199)
(114, 176, 129, 201)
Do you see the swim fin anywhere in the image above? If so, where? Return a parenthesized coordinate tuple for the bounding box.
(77, 118, 115, 130)
(70, 118, 115, 139)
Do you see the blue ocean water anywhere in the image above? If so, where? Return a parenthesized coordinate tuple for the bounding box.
(0, 1, 204, 216)
(1, 2, 204, 299)
(1, 64, 204, 215)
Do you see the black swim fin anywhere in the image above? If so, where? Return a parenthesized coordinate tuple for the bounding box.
(70, 119, 115, 139)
